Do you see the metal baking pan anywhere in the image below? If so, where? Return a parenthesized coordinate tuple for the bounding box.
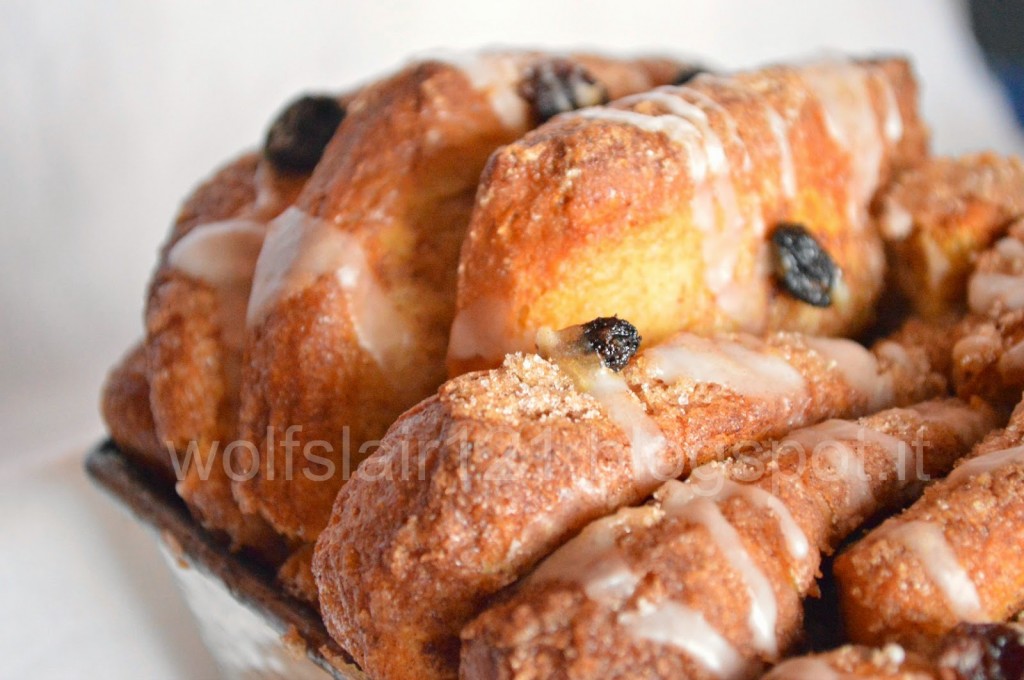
(85, 440, 365, 680)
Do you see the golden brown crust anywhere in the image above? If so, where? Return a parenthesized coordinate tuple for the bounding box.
(877, 153, 1024, 319)
(768, 622, 1024, 679)
(100, 342, 172, 482)
(460, 399, 994, 680)
(314, 322, 950, 680)
(765, 645, 938, 679)
(952, 219, 1024, 408)
(234, 53, 686, 543)
(449, 58, 928, 375)
(278, 543, 320, 609)
(835, 399, 1024, 652)
(145, 151, 307, 555)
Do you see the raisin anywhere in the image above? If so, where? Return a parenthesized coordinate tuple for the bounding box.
(672, 66, 708, 86)
(938, 623, 1024, 680)
(771, 223, 838, 307)
(581, 317, 641, 371)
(519, 59, 609, 125)
(263, 95, 345, 173)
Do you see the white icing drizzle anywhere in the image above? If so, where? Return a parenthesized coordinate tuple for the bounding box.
(571, 84, 767, 327)
(447, 295, 532, 363)
(799, 61, 891, 228)
(996, 235, 1024, 261)
(619, 601, 748, 679)
(947, 444, 1024, 486)
(968, 271, 1024, 314)
(527, 506, 651, 603)
(875, 69, 905, 143)
(247, 207, 413, 370)
(424, 50, 529, 130)
(661, 482, 779, 656)
(880, 520, 985, 621)
(570, 106, 702, 154)
(167, 219, 266, 351)
(786, 418, 916, 512)
(763, 656, 840, 680)
(919, 235, 952, 292)
(687, 466, 810, 562)
(251, 161, 285, 217)
(788, 422, 876, 512)
(665, 86, 760, 324)
(585, 368, 669, 485)
(803, 336, 892, 411)
(879, 197, 914, 240)
(766, 107, 798, 200)
(644, 333, 807, 402)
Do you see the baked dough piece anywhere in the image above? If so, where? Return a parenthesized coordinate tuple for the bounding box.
(278, 543, 319, 607)
(835, 397, 1024, 653)
(876, 153, 1024, 320)
(764, 644, 937, 680)
(314, 318, 950, 680)
(461, 399, 994, 680)
(448, 58, 929, 375)
(145, 148, 306, 554)
(233, 52, 684, 543)
(101, 342, 171, 482)
(765, 623, 1024, 680)
(952, 218, 1024, 408)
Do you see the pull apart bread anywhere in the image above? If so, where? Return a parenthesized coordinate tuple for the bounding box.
(765, 623, 1024, 680)
(233, 52, 683, 544)
(461, 397, 995, 679)
(952, 218, 1024, 407)
(447, 58, 928, 375)
(146, 149, 311, 555)
(99, 50, 683, 556)
(875, 153, 1024, 320)
(835, 395, 1024, 653)
(314, 314, 954, 680)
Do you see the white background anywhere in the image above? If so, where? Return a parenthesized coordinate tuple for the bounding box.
(1, 1, 1022, 677)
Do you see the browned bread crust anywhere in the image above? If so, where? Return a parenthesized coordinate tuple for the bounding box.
(767, 622, 1024, 679)
(448, 58, 929, 375)
(100, 342, 171, 482)
(952, 218, 1024, 408)
(233, 53, 686, 543)
(460, 399, 994, 680)
(835, 398, 1024, 652)
(877, 153, 1024, 319)
(144, 150, 305, 555)
(314, 321, 950, 680)
(278, 543, 320, 608)
(765, 644, 938, 679)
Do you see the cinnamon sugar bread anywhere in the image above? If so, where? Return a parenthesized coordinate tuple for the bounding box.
(94, 46, 1024, 680)
(101, 49, 685, 570)
(766, 623, 1024, 680)
(877, 153, 1024, 319)
(313, 317, 952, 680)
(460, 398, 995, 679)
(448, 58, 928, 375)
(835, 396, 1024, 653)
(232, 52, 684, 544)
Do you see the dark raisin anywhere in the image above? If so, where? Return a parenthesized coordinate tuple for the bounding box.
(770, 223, 838, 307)
(263, 95, 345, 173)
(581, 317, 641, 371)
(519, 59, 609, 125)
(672, 66, 708, 86)
(938, 623, 1024, 680)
